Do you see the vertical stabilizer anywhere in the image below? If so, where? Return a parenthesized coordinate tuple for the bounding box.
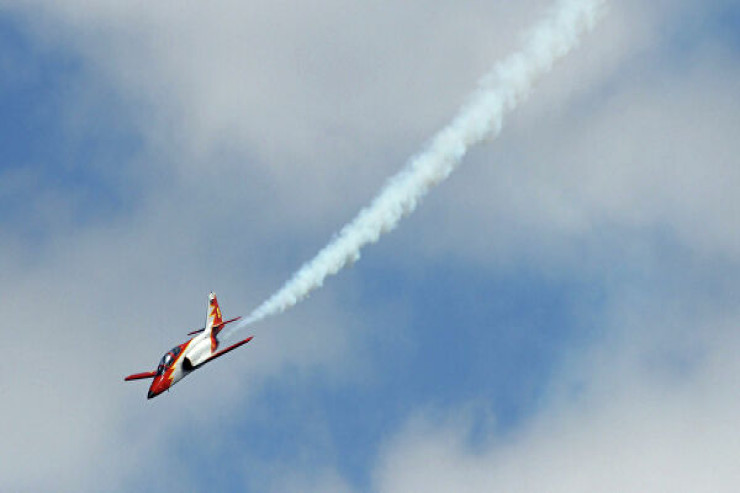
(204, 292, 223, 353)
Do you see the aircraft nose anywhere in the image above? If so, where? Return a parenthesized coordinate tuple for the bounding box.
(148, 377, 167, 399)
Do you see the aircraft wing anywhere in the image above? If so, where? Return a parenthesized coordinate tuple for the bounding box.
(124, 371, 157, 381)
(194, 335, 254, 370)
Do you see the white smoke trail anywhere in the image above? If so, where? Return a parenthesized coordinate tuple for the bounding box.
(228, 0, 606, 335)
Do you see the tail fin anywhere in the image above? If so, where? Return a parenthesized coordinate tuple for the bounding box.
(204, 292, 224, 353)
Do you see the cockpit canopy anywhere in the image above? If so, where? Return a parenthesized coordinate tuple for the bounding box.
(156, 345, 183, 376)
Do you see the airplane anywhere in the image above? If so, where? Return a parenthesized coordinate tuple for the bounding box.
(124, 292, 252, 399)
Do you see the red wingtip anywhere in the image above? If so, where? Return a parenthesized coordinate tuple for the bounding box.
(124, 371, 157, 381)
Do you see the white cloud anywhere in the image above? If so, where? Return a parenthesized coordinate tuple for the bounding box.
(4, 0, 558, 224)
(373, 295, 740, 492)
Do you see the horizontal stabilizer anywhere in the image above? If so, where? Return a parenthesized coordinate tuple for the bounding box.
(124, 371, 157, 381)
(187, 317, 241, 336)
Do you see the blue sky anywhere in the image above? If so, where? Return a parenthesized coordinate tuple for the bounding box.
(2, 1, 740, 492)
(0, 14, 140, 249)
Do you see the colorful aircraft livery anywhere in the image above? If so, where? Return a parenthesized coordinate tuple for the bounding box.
(124, 292, 251, 399)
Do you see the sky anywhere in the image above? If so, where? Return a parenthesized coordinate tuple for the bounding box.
(1, 0, 739, 491)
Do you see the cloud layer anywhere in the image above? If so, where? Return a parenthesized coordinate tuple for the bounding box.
(1, 0, 739, 491)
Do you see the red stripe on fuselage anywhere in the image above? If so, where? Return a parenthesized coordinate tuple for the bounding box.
(147, 339, 192, 399)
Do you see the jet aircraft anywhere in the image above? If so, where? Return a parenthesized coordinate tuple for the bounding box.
(125, 292, 252, 398)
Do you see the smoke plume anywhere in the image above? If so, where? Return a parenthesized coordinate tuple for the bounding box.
(228, 0, 606, 335)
